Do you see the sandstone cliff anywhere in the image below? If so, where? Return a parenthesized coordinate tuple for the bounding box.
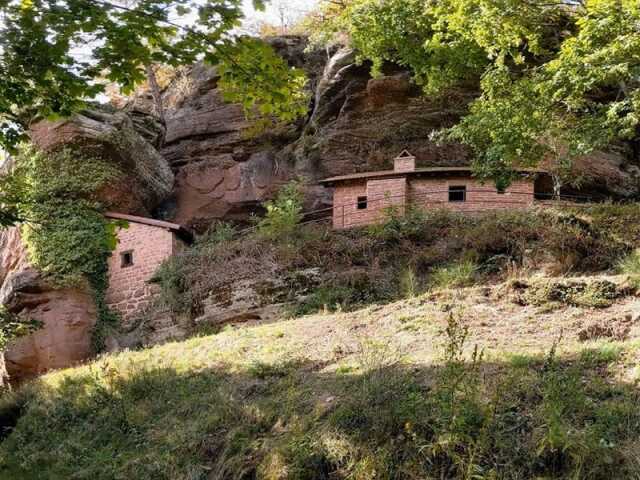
(145, 36, 640, 231)
(3, 35, 640, 382)
(2, 108, 174, 383)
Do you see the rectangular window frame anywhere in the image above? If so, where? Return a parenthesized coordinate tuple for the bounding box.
(357, 196, 368, 210)
(120, 250, 134, 268)
(448, 185, 467, 203)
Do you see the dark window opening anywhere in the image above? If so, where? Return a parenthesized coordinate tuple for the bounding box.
(448, 186, 466, 202)
(357, 196, 368, 210)
(121, 251, 134, 268)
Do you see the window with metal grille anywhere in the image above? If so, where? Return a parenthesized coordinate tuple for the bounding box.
(448, 186, 466, 202)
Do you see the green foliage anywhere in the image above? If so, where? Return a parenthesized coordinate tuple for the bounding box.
(218, 38, 309, 134)
(310, 0, 640, 185)
(6, 146, 120, 286)
(430, 258, 478, 290)
(0, 306, 42, 351)
(0, 0, 306, 152)
(1, 144, 122, 351)
(618, 249, 640, 287)
(256, 181, 304, 240)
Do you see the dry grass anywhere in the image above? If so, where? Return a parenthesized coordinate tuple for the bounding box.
(3, 275, 640, 478)
(5, 205, 640, 478)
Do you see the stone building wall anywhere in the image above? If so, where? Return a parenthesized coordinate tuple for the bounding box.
(106, 222, 181, 325)
(332, 176, 536, 229)
(409, 177, 535, 211)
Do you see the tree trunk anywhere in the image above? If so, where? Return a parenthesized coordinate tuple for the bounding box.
(146, 64, 165, 126)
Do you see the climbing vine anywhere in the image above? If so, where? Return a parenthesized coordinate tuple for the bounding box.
(1, 145, 124, 351)
(0, 306, 41, 350)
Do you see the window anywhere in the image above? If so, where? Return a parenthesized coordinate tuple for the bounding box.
(357, 196, 368, 210)
(448, 185, 466, 202)
(121, 251, 134, 268)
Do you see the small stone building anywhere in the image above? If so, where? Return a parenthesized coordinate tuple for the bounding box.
(321, 152, 547, 229)
(105, 212, 192, 324)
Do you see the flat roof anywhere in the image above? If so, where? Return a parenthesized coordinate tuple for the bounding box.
(105, 212, 194, 243)
(320, 166, 546, 185)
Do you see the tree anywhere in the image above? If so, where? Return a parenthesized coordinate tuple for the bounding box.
(0, 0, 308, 152)
(310, 0, 640, 186)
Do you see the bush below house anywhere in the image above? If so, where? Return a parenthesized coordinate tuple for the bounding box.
(152, 205, 635, 320)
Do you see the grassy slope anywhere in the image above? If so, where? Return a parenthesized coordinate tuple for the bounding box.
(5, 205, 640, 479)
(2, 278, 640, 479)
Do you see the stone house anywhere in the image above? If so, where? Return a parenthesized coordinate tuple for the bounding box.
(105, 212, 193, 324)
(320, 151, 548, 229)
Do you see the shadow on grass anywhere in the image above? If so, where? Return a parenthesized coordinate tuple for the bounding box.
(1, 349, 640, 480)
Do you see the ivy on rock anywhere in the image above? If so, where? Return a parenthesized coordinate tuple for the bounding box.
(2, 145, 124, 351)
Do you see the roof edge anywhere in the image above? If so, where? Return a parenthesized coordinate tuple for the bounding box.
(320, 167, 547, 185)
(105, 212, 194, 243)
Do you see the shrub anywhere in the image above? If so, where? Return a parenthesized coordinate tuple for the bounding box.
(257, 181, 304, 240)
(618, 249, 640, 286)
(152, 222, 246, 316)
(430, 259, 478, 290)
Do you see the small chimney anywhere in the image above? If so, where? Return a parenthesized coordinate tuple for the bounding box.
(394, 150, 416, 173)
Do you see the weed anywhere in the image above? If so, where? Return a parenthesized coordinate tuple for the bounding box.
(579, 343, 624, 367)
(400, 265, 419, 298)
(430, 259, 478, 290)
(618, 249, 640, 287)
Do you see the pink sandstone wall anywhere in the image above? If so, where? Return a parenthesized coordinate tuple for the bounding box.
(106, 222, 181, 325)
(409, 177, 534, 212)
(332, 176, 535, 229)
(333, 178, 407, 229)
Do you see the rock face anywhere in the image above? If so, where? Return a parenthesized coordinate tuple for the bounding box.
(569, 149, 640, 199)
(154, 38, 640, 228)
(0, 229, 97, 382)
(155, 40, 477, 226)
(156, 59, 299, 228)
(30, 108, 174, 215)
(2, 107, 174, 382)
(3, 35, 640, 381)
(4, 289, 97, 381)
(194, 268, 321, 329)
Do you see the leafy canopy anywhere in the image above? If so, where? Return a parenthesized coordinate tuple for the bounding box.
(310, 0, 640, 184)
(0, 0, 307, 150)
